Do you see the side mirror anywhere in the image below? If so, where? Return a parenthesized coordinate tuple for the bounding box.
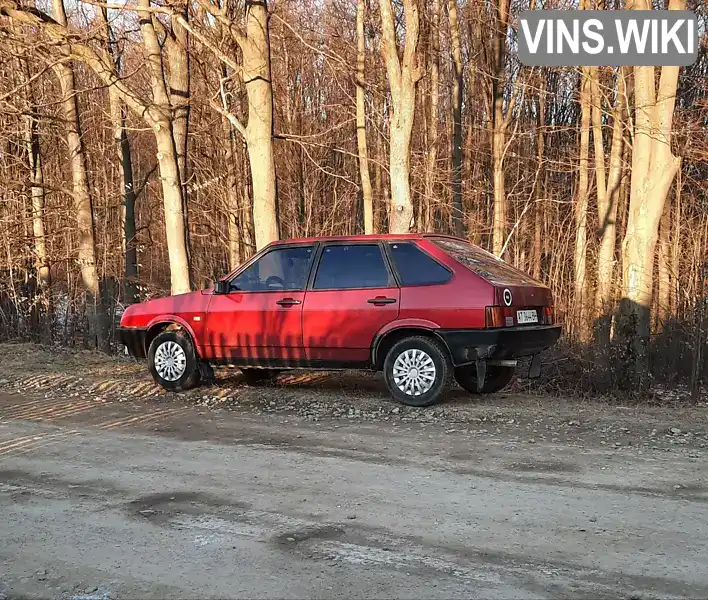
(214, 279, 230, 295)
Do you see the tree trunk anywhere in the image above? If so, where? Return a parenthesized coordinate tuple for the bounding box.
(532, 71, 545, 280)
(27, 122, 49, 289)
(449, 0, 464, 237)
(168, 9, 191, 198)
(20, 60, 50, 291)
(168, 7, 192, 274)
(491, 143, 505, 255)
(617, 137, 630, 248)
(670, 168, 681, 315)
(595, 68, 626, 342)
(52, 0, 108, 349)
(379, 0, 421, 234)
(490, 0, 510, 257)
(618, 0, 684, 387)
(574, 65, 591, 332)
(100, 7, 138, 304)
(591, 66, 607, 228)
(657, 198, 671, 329)
(355, 0, 374, 234)
(115, 103, 138, 304)
(388, 115, 415, 233)
(373, 89, 386, 232)
(138, 0, 192, 294)
(224, 115, 242, 270)
(422, 0, 439, 233)
(240, 136, 255, 257)
(243, 0, 279, 249)
(153, 126, 192, 294)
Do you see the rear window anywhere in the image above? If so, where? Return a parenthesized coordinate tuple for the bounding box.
(430, 238, 538, 286)
(388, 242, 451, 286)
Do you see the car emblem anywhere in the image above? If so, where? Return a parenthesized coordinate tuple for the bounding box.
(503, 288, 513, 306)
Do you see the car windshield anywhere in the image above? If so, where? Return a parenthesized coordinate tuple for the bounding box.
(430, 238, 540, 286)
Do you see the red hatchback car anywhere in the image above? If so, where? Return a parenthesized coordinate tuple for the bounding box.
(118, 234, 561, 406)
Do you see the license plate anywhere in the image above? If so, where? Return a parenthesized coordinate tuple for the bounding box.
(517, 309, 538, 324)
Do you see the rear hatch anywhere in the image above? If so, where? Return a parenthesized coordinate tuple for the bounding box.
(429, 237, 554, 327)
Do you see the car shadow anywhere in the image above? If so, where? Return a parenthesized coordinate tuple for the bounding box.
(208, 367, 485, 407)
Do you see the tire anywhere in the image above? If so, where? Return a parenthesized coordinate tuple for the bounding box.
(240, 368, 277, 385)
(147, 330, 201, 392)
(383, 336, 450, 407)
(454, 365, 514, 394)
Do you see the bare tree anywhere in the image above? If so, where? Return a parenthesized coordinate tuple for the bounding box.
(619, 0, 685, 384)
(595, 67, 626, 341)
(448, 0, 464, 237)
(224, 114, 244, 269)
(52, 0, 108, 348)
(531, 67, 546, 280)
(169, 6, 191, 200)
(657, 197, 672, 328)
(573, 64, 591, 329)
(355, 0, 374, 234)
(379, 0, 422, 233)
(1, 0, 194, 294)
(490, 0, 511, 256)
(97, 7, 138, 303)
(19, 58, 50, 291)
(422, 0, 440, 233)
(197, 0, 279, 250)
(137, 0, 192, 293)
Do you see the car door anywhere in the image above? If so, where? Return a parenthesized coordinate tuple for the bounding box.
(204, 244, 315, 364)
(302, 242, 400, 364)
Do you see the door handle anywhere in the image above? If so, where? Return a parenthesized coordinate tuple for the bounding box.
(367, 297, 397, 305)
(276, 298, 301, 306)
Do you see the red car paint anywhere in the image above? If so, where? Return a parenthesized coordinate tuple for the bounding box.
(303, 287, 401, 362)
(119, 234, 560, 368)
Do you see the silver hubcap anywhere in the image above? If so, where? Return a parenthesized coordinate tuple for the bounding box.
(393, 349, 437, 396)
(154, 341, 187, 381)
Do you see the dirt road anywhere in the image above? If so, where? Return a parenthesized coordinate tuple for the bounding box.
(1, 369, 708, 600)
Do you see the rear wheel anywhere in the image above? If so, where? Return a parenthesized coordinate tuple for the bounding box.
(148, 330, 201, 392)
(454, 365, 514, 394)
(383, 336, 450, 407)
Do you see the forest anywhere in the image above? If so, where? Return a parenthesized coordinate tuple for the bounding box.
(0, 0, 706, 397)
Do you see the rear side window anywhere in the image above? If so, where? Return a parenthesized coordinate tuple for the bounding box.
(314, 244, 390, 290)
(388, 242, 451, 286)
(431, 238, 538, 286)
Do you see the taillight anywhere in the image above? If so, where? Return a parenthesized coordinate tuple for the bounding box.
(485, 306, 515, 328)
(485, 306, 502, 328)
(543, 306, 554, 325)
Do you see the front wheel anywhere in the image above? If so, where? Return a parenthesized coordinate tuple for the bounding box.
(148, 331, 201, 392)
(454, 365, 514, 394)
(383, 336, 450, 407)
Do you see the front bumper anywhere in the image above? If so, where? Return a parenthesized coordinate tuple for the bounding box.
(437, 324, 562, 366)
(117, 327, 148, 359)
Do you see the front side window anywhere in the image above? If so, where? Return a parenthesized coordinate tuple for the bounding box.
(388, 242, 451, 286)
(313, 244, 390, 290)
(230, 246, 314, 291)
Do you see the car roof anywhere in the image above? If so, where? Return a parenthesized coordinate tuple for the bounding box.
(269, 233, 464, 246)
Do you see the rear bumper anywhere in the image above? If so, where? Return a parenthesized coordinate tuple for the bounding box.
(437, 324, 562, 366)
(117, 327, 147, 359)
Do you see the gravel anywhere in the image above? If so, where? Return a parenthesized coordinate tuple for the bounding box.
(0, 342, 707, 457)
